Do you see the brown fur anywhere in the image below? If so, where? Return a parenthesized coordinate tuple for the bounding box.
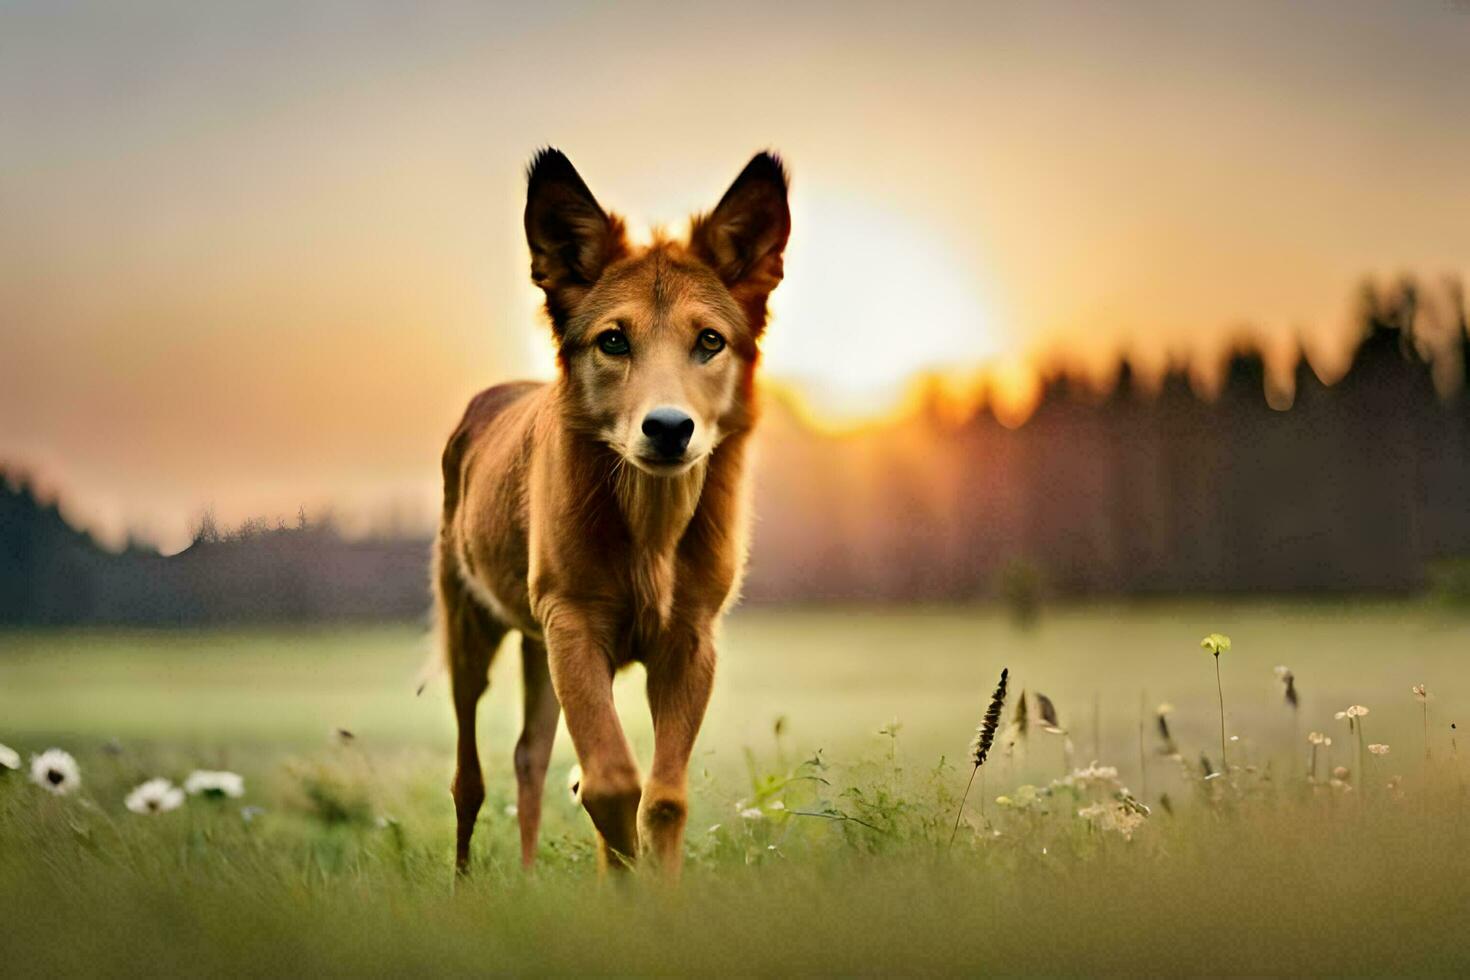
(437, 149, 790, 876)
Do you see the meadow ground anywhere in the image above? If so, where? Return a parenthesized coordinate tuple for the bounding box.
(2, 603, 1469, 975)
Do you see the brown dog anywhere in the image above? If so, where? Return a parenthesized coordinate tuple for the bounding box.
(436, 149, 790, 876)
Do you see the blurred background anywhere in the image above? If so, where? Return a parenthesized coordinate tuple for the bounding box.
(4, 0, 1470, 624)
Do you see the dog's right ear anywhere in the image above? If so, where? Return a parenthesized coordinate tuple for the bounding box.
(524, 148, 627, 334)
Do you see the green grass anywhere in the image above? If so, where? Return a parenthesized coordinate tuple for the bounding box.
(3, 603, 1469, 975)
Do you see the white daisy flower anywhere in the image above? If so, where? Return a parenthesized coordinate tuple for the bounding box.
(739, 807, 763, 820)
(125, 778, 185, 814)
(30, 748, 81, 795)
(184, 770, 245, 799)
(0, 743, 20, 772)
(1367, 743, 1390, 756)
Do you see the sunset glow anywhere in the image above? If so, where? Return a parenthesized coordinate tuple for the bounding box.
(764, 189, 1001, 421)
(4, 2, 1469, 547)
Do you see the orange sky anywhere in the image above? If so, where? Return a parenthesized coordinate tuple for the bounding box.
(4, 2, 1469, 550)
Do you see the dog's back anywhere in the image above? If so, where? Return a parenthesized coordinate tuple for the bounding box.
(436, 380, 544, 639)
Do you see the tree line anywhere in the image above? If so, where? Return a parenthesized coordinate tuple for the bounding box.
(2, 277, 1466, 624)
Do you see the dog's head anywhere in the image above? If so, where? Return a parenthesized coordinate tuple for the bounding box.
(525, 149, 790, 476)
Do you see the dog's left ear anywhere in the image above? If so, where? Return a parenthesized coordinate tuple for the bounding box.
(689, 152, 791, 335)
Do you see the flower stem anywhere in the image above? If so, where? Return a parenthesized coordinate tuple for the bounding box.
(1357, 722, 1366, 793)
(949, 764, 979, 847)
(1423, 702, 1431, 761)
(1214, 653, 1227, 772)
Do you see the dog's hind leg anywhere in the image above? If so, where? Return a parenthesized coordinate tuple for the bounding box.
(444, 582, 508, 877)
(513, 635, 560, 868)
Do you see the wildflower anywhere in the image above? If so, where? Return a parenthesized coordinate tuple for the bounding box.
(504, 803, 519, 817)
(1307, 731, 1331, 746)
(1200, 633, 1232, 768)
(125, 778, 185, 815)
(1055, 762, 1121, 792)
(1200, 633, 1231, 655)
(1335, 705, 1368, 735)
(30, 749, 80, 795)
(1413, 685, 1432, 759)
(1077, 800, 1146, 840)
(0, 743, 20, 772)
(1368, 743, 1390, 756)
(739, 807, 763, 821)
(996, 784, 1045, 811)
(184, 770, 244, 799)
(240, 806, 266, 823)
(1332, 766, 1350, 780)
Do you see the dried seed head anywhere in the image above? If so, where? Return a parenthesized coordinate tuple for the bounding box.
(1012, 688, 1030, 740)
(969, 667, 1009, 768)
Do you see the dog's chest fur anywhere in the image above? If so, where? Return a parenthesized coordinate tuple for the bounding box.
(614, 462, 707, 640)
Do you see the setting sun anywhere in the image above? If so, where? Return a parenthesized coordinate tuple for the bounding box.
(762, 189, 1000, 424)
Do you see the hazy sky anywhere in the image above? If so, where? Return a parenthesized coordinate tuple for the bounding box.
(4, 1, 1469, 548)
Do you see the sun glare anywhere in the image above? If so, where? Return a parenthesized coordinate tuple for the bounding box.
(761, 191, 1000, 426)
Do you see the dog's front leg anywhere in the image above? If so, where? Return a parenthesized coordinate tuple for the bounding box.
(639, 626, 717, 878)
(543, 605, 642, 871)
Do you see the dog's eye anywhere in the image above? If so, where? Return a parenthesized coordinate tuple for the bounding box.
(596, 329, 630, 356)
(697, 329, 726, 356)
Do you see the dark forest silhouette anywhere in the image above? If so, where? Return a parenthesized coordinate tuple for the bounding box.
(745, 276, 1470, 602)
(3, 278, 1467, 625)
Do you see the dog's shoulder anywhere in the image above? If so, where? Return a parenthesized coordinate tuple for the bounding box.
(441, 381, 544, 505)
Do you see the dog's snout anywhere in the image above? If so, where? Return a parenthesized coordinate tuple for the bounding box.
(641, 407, 695, 459)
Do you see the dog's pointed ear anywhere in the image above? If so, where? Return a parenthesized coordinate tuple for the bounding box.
(689, 152, 791, 335)
(524, 148, 627, 334)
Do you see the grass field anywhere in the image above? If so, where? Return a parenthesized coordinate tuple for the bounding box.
(3, 603, 1469, 975)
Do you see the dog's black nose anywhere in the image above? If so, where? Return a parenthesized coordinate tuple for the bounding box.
(641, 407, 695, 459)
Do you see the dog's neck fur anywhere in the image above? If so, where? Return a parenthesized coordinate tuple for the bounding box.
(614, 459, 708, 554)
(611, 459, 708, 635)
